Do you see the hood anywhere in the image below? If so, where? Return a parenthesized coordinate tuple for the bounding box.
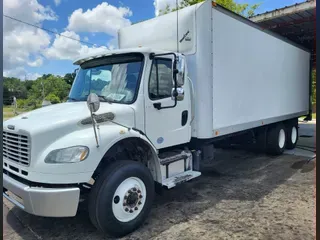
(3, 102, 135, 135)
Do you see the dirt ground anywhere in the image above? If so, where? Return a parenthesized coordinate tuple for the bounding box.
(3, 121, 316, 240)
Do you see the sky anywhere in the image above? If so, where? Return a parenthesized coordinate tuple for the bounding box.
(3, 0, 306, 80)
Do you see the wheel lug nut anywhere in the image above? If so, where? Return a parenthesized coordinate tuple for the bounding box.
(123, 203, 126, 206)
(129, 209, 133, 213)
(133, 187, 137, 191)
(137, 190, 141, 193)
(128, 190, 132, 194)
(139, 195, 143, 198)
(135, 207, 138, 210)
(125, 208, 129, 212)
(138, 201, 142, 205)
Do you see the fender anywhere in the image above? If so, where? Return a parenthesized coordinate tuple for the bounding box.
(98, 127, 162, 183)
(32, 123, 162, 184)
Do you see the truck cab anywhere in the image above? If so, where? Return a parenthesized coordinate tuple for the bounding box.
(71, 48, 192, 149)
(3, 48, 200, 237)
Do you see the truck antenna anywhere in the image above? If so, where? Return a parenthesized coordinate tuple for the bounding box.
(176, 0, 179, 53)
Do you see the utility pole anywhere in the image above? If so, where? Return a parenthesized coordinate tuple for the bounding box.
(13, 96, 17, 115)
(41, 81, 45, 100)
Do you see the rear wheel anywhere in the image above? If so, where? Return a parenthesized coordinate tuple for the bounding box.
(285, 121, 299, 150)
(266, 123, 286, 155)
(88, 160, 154, 237)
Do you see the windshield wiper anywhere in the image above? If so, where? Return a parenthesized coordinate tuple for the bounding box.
(97, 95, 116, 104)
(67, 97, 80, 101)
(83, 94, 118, 104)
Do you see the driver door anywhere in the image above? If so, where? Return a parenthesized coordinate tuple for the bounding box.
(145, 57, 191, 149)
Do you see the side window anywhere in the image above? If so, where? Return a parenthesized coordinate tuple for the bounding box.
(149, 58, 173, 100)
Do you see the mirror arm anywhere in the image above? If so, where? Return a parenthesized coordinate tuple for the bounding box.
(89, 104, 99, 148)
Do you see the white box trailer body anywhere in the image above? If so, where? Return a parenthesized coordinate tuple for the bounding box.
(119, 0, 311, 139)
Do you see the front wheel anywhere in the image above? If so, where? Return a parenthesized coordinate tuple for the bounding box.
(88, 160, 155, 237)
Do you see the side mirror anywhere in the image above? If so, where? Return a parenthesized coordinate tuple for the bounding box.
(87, 93, 100, 147)
(175, 55, 185, 87)
(87, 93, 100, 113)
(74, 68, 79, 75)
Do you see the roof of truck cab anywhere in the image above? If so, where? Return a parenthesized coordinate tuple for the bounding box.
(73, 47, 168, 65)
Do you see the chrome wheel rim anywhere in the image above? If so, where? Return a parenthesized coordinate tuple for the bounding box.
(278, 129, 286, 149)
(112, 177, 146, 222)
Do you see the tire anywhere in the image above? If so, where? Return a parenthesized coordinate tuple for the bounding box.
(285, 122, 299, 150)
(254, 127, 267, 152)
(88, 160, 155, 237)
(266, 123, 286, 155)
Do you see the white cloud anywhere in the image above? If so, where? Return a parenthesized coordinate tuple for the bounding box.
(45, 31, 109, 61)
(84, 36, 89, 42)
(153, 0, 183, 16)
(27, 57, 44, 67)
(3, 67, 41, 80)
(3, 0, 57, 79)
(67, 2, 132, 36)
(27, 72, 42, 80)
(4, 0, 57, 34)
(107, 37, 118, 50)
(54, 0, 61, 6)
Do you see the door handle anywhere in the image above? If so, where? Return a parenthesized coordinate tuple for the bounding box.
(153, 102, 161, 110)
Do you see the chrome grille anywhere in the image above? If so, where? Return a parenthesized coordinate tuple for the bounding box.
(3, 131, 30, 166)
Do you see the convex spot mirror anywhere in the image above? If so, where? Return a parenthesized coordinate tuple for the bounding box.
(87, 93, 100, 113)
(171, 87, 184, 101)
(175, 55, 185, 87)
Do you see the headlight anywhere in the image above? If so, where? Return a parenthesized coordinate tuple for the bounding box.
(44, 146, 89, 164)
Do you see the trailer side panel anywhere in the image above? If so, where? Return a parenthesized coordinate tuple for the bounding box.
(206, 6, 310, 137)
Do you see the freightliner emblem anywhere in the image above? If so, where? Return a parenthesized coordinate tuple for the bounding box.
(7, 125, 15, 130)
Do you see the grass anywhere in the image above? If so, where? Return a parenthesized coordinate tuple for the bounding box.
(299, 113, 316, 121)
(3, 106, 27, 121)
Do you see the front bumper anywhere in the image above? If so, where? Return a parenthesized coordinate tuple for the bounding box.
(3, 173, 80, 217)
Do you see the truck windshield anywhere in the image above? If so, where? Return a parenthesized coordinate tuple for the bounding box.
(68, 53, 144, 104)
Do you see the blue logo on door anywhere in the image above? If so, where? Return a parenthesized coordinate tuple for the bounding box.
(157, 137, 164, 144)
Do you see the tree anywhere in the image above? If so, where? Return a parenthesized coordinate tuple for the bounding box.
(64, 73, 76, 86)
(3, 77, 28, 100)
(159, 0, 260, 18)
(24, 80, 35, 91)
(28, 75, 71, 101)
(45, 93, 60, 104)
(3, 85, 11, 105)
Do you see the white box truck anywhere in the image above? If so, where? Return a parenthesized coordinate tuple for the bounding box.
(3, 0, 312, 237)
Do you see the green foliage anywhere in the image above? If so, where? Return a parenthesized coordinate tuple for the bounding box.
(24, 80, 35, 91)
(3, 77, 28, 101)
(3, 85, 11, 105)
(28, 75, 71, 102)
(64, 73, 76, 85)
(16, 99, 28, 109)
(159, 0, 261, 18)
(45, 93, 60, 104)
(26, 95, 42, 109)
(3, 73, 74, 111)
